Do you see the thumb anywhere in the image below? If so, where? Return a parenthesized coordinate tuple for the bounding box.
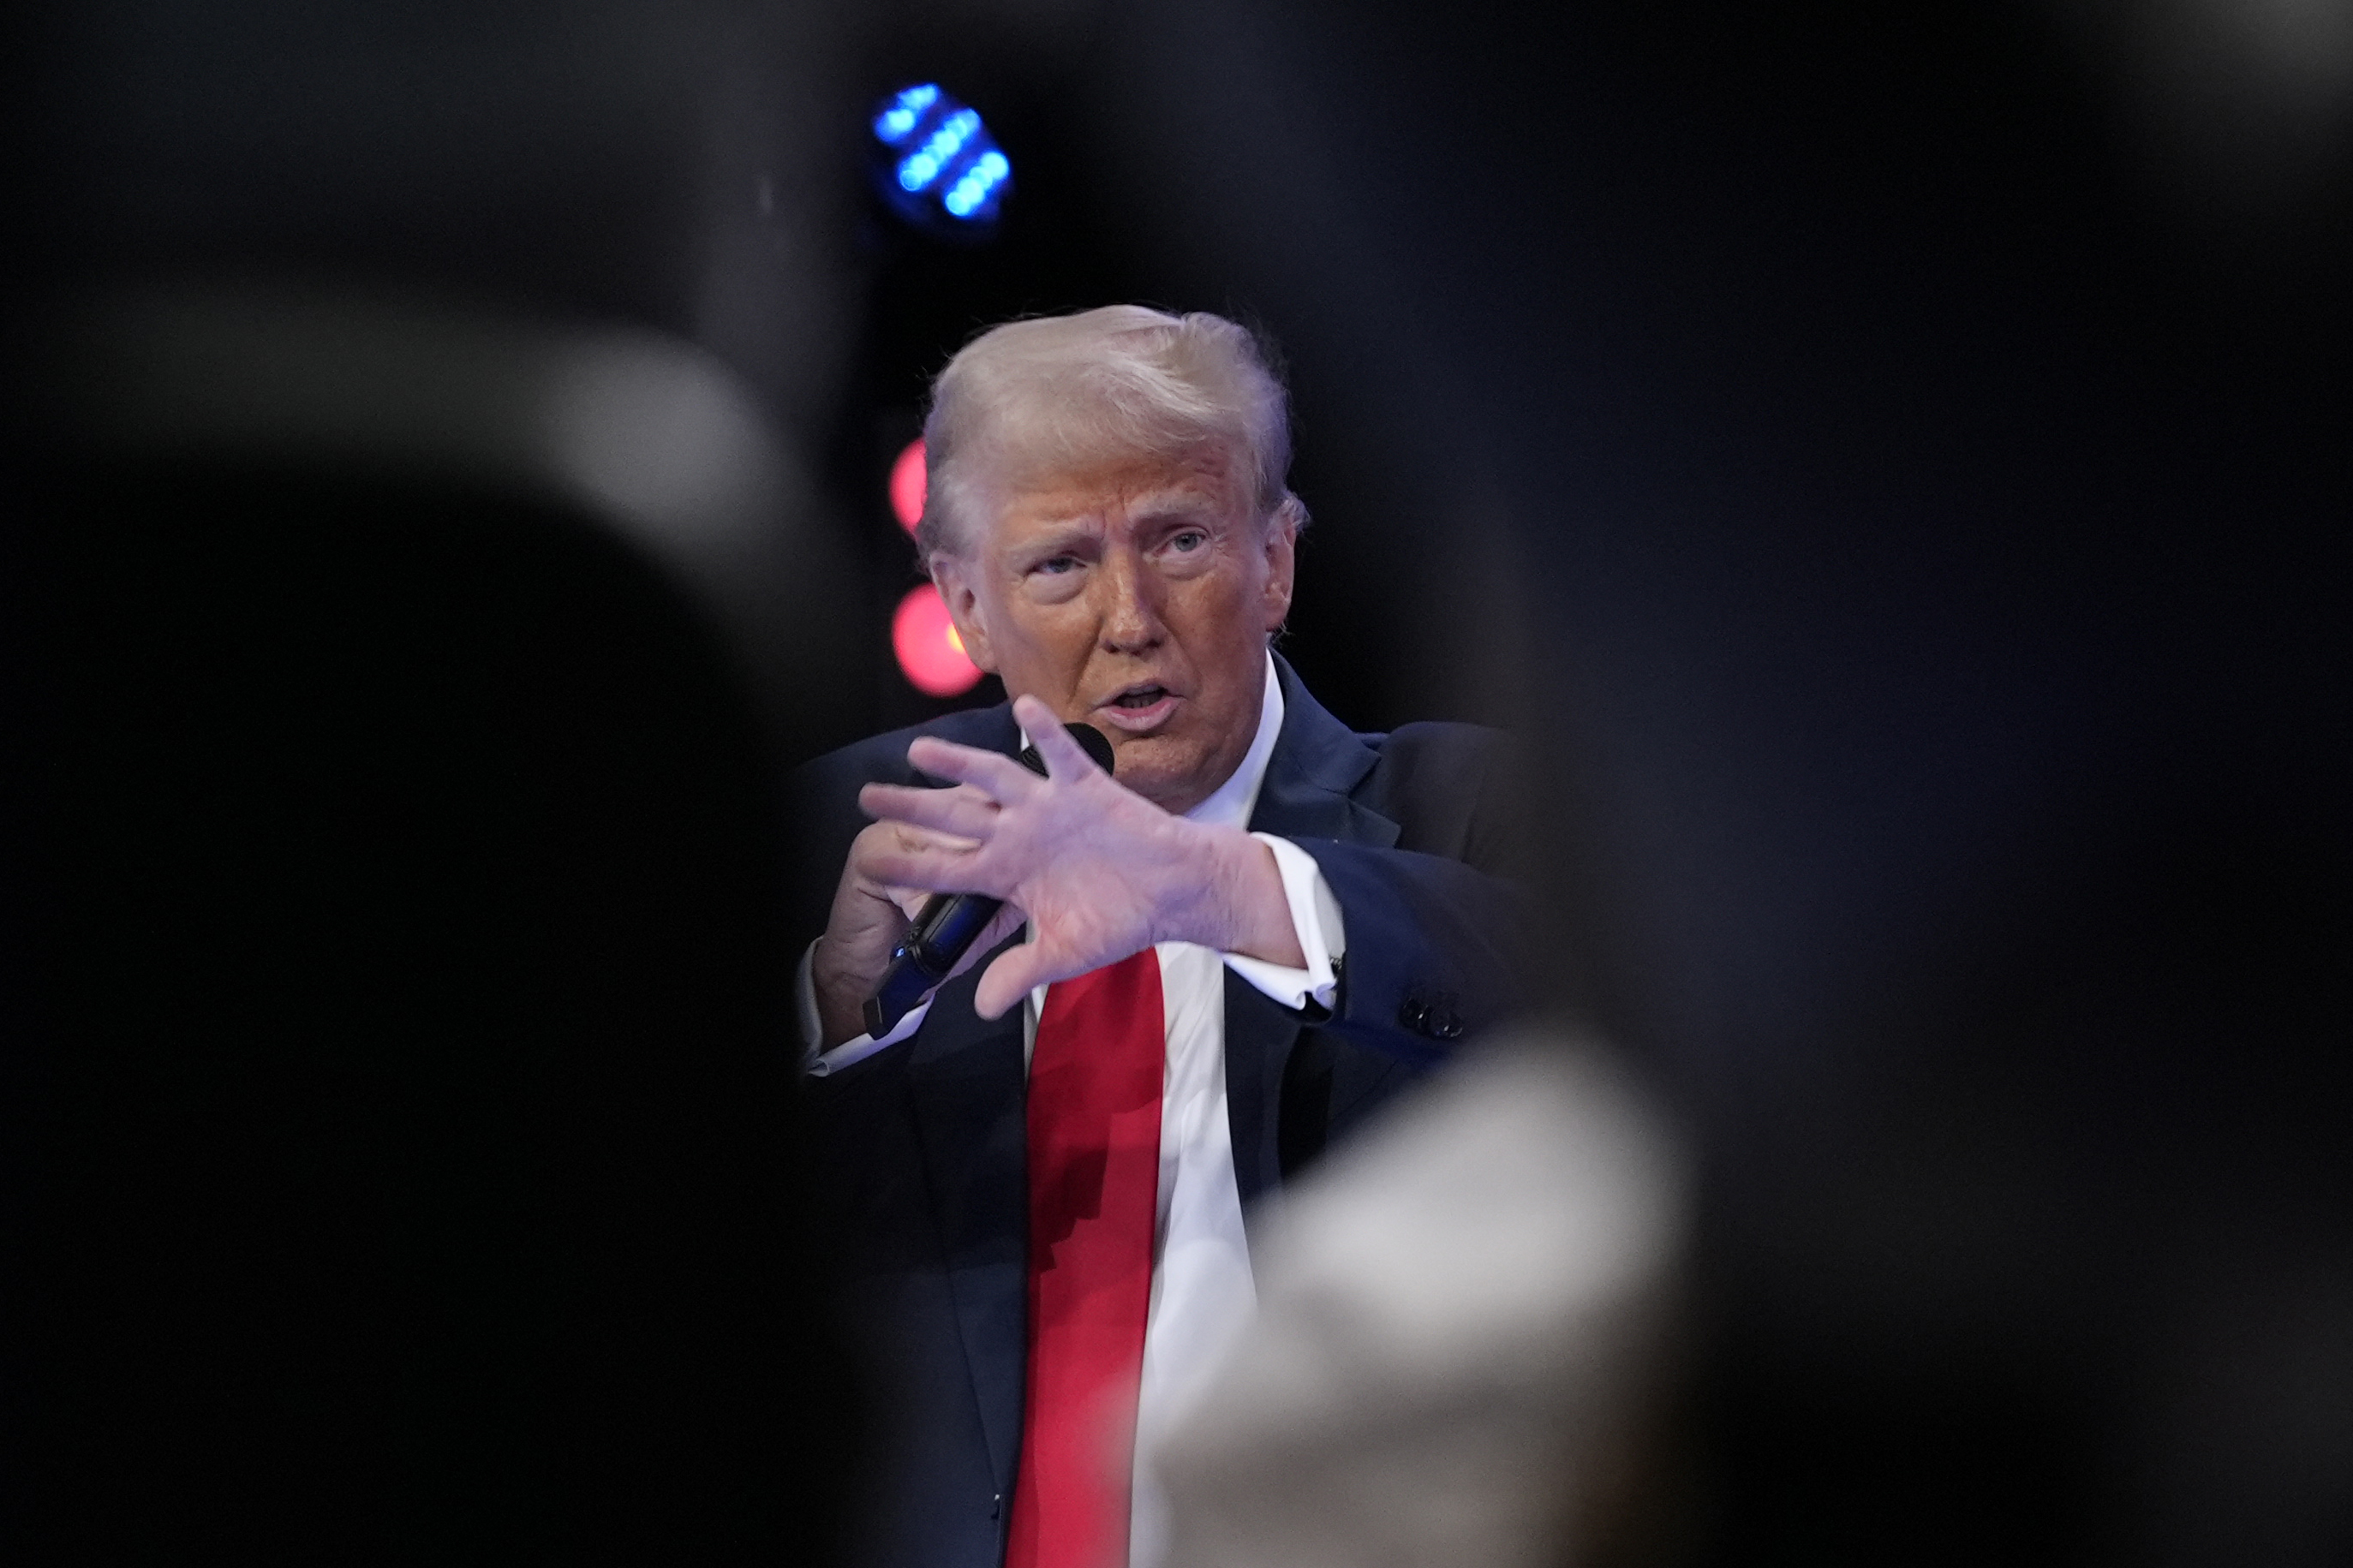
(973, 944, 1054, 1022)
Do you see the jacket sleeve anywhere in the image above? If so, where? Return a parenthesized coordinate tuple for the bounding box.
(1284, 838, 1530, 1066)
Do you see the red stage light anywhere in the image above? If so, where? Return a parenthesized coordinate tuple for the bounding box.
(893, 583, 982, 696)
(889, 438, 927, 533)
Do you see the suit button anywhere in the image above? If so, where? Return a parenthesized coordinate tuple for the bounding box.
(1430, 1008, 1466, 1040)
(1399, 997, 1430, 1032)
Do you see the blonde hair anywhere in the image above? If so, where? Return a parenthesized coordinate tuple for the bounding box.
(917, 305, 1306, 560)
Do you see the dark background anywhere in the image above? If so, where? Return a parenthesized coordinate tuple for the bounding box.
(7, 1, 2348, 1561)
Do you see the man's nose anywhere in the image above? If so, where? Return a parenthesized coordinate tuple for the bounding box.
(1093, 546, 1166, 653)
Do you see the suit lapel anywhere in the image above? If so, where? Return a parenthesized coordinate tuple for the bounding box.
(904, 940, 1030, 1499)
(1226, 656, 1397, 1241)
(1245, 655, 1399, 850)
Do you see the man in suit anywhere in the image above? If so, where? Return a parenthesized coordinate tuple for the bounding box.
(792, 307, 1526, 1568)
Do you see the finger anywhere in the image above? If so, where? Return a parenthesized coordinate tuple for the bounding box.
(905, 735, 1043, 801)
(1015, 696, 1108, 781)
(973, 935, 1143, 1021)
(972, 943, 1055, 1022)
(849, 819, 979, 875)
(859, 780, 1001, 840)
(842, 872, 929, 925)
(863, 838, 1005, 900)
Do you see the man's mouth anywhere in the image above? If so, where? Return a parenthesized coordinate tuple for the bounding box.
(1096, 683, 1180, 731)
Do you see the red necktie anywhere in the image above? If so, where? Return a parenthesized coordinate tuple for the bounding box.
(1005, 946, 1165, 1568)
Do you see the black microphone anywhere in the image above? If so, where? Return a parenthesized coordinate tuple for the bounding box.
(862, 720, 1117, 1040)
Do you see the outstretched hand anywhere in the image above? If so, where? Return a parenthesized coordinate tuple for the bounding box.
(857, 695, 1304, 1021)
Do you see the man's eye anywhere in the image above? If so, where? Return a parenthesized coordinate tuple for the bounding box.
(1169, 531, 1206, 552)
(1036, 556, 1078, 575)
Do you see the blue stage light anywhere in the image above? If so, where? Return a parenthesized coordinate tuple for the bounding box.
(872, 83, 938, 144)
(943, 152, 1009, 217)
(869, 85, 1011, 238)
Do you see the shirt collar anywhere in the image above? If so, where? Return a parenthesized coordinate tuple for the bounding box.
(1182, 650, 1283, 831)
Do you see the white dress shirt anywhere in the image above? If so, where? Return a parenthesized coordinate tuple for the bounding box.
(797, 653, 1345, 1568)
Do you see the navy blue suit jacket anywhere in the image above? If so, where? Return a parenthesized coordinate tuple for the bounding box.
(793, 656, 1526, 1568)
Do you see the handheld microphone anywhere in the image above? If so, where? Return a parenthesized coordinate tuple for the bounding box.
(862, 720, 1116, 1040)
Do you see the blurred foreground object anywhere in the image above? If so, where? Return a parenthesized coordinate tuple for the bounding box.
(1, 286, 858, 1556)
(1073, 1, 2350, 1559)
(1153, 1036, 1690, 1568)
(40, 283, 852, 745)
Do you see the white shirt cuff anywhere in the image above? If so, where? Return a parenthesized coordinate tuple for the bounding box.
(797, 939, 930, 1078)
(1223, 833, 1347, 1014)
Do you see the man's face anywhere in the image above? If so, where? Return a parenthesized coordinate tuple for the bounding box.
(933, 444, 1296, 815)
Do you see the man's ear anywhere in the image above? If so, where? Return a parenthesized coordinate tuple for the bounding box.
(1259, 501, 1300, 633)
(930, 555, 999, 673)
